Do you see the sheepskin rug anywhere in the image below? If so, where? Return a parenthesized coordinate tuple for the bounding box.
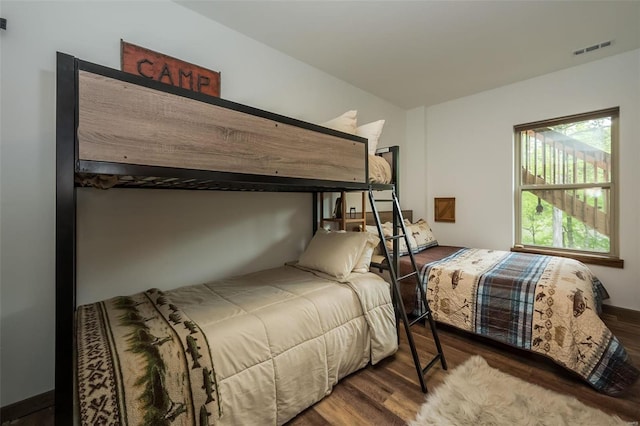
(410, 355, 635, 426)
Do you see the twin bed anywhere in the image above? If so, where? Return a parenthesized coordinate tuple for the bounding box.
(57, 53, 637, 426)
(389, 238, 639, 396)
(76, 265, 397, 425)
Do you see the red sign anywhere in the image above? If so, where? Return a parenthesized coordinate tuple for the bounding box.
(121, 40, 220, 97)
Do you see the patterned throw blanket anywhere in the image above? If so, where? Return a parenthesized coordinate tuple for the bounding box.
(77, 288, 222, 425)
(418, 248, 639, 396)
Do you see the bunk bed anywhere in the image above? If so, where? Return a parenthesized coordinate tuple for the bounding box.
(56, 53, 422, 425)
(367, 216, 639, 396)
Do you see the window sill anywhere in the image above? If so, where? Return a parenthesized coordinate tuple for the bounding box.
(510, 246, 624, 269)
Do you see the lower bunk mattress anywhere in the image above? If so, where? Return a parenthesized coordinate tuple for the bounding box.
(397, 247, 639, 396)
(76, 264, 398, 425)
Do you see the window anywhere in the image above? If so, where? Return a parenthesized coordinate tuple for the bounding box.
(514, 108, 620, 266)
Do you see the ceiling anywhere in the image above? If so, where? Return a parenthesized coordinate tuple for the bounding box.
(177, 1, 640, 109)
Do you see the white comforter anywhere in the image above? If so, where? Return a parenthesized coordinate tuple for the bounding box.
(166, 265, 398, 425)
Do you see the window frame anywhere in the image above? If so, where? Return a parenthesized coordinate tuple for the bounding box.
(513, 107, 622, 268)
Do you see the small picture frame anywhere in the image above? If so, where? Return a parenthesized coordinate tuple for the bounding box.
(434, 197, 455, 222)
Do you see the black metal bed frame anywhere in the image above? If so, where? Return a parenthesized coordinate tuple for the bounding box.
(55, 52, 426, 425)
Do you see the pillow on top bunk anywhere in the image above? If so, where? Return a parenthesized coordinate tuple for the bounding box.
(298, 229, 368, 280)
(321, 110, 358, 134)
(357, 119, 385, 155)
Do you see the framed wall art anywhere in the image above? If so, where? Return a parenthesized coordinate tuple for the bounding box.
(434, 197, 455, 222)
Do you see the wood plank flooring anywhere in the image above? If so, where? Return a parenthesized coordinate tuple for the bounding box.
(289, 310, 640, 425)
(3, 311, 638, 425)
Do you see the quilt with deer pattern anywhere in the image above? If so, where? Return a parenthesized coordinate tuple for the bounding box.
(76, 288, 222, 426)
(417, 248, 638, 395)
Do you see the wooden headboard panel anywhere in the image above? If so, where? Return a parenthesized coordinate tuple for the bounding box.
(365, 210, 413, 225)
(77, 68, 367, 183)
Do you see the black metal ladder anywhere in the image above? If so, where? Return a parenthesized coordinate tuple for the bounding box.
(368, 187, 447, 392)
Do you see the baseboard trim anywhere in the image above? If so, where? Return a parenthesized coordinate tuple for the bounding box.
(602, 304, 640, 323)
(0, 389, 54, 422)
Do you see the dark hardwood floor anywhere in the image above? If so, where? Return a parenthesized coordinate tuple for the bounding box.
(1, 407, 54, 426)
(289, 308, 640, 425)
(4, 310, 638, 425)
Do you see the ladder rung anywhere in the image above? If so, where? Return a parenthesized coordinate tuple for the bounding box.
(409, 315, 426, 327)
(398, 271, 417, 281)
(422, 354, 442, 375)
(408, 317, 421, 327)
(408, 309, 432, 327)
(372, 199, 394, 202)
(372, 263, 390, 271)
(384, 235, 405, 241)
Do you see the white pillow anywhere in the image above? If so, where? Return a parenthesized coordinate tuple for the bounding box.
(321, 110, 357, 134)
(356, 119, 385, 155)
(352, 231, 381, 273)
(298, 229, 368, 280)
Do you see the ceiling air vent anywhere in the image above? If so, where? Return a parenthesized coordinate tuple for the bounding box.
(573, 40, 614, 56)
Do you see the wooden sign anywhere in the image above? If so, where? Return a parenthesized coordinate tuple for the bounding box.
(434, 197, 456, 222)
(121, 40, 220, 97)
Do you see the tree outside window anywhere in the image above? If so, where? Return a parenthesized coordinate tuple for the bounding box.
(514, 108, 619, 260)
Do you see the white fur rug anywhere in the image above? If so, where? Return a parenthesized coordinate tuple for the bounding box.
(410, 356, 636, 426)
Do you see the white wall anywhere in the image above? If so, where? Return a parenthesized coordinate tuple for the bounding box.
(0, 0, 405, 406)
(404, 107, 428, 219)
(423, 49, 640, 311)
